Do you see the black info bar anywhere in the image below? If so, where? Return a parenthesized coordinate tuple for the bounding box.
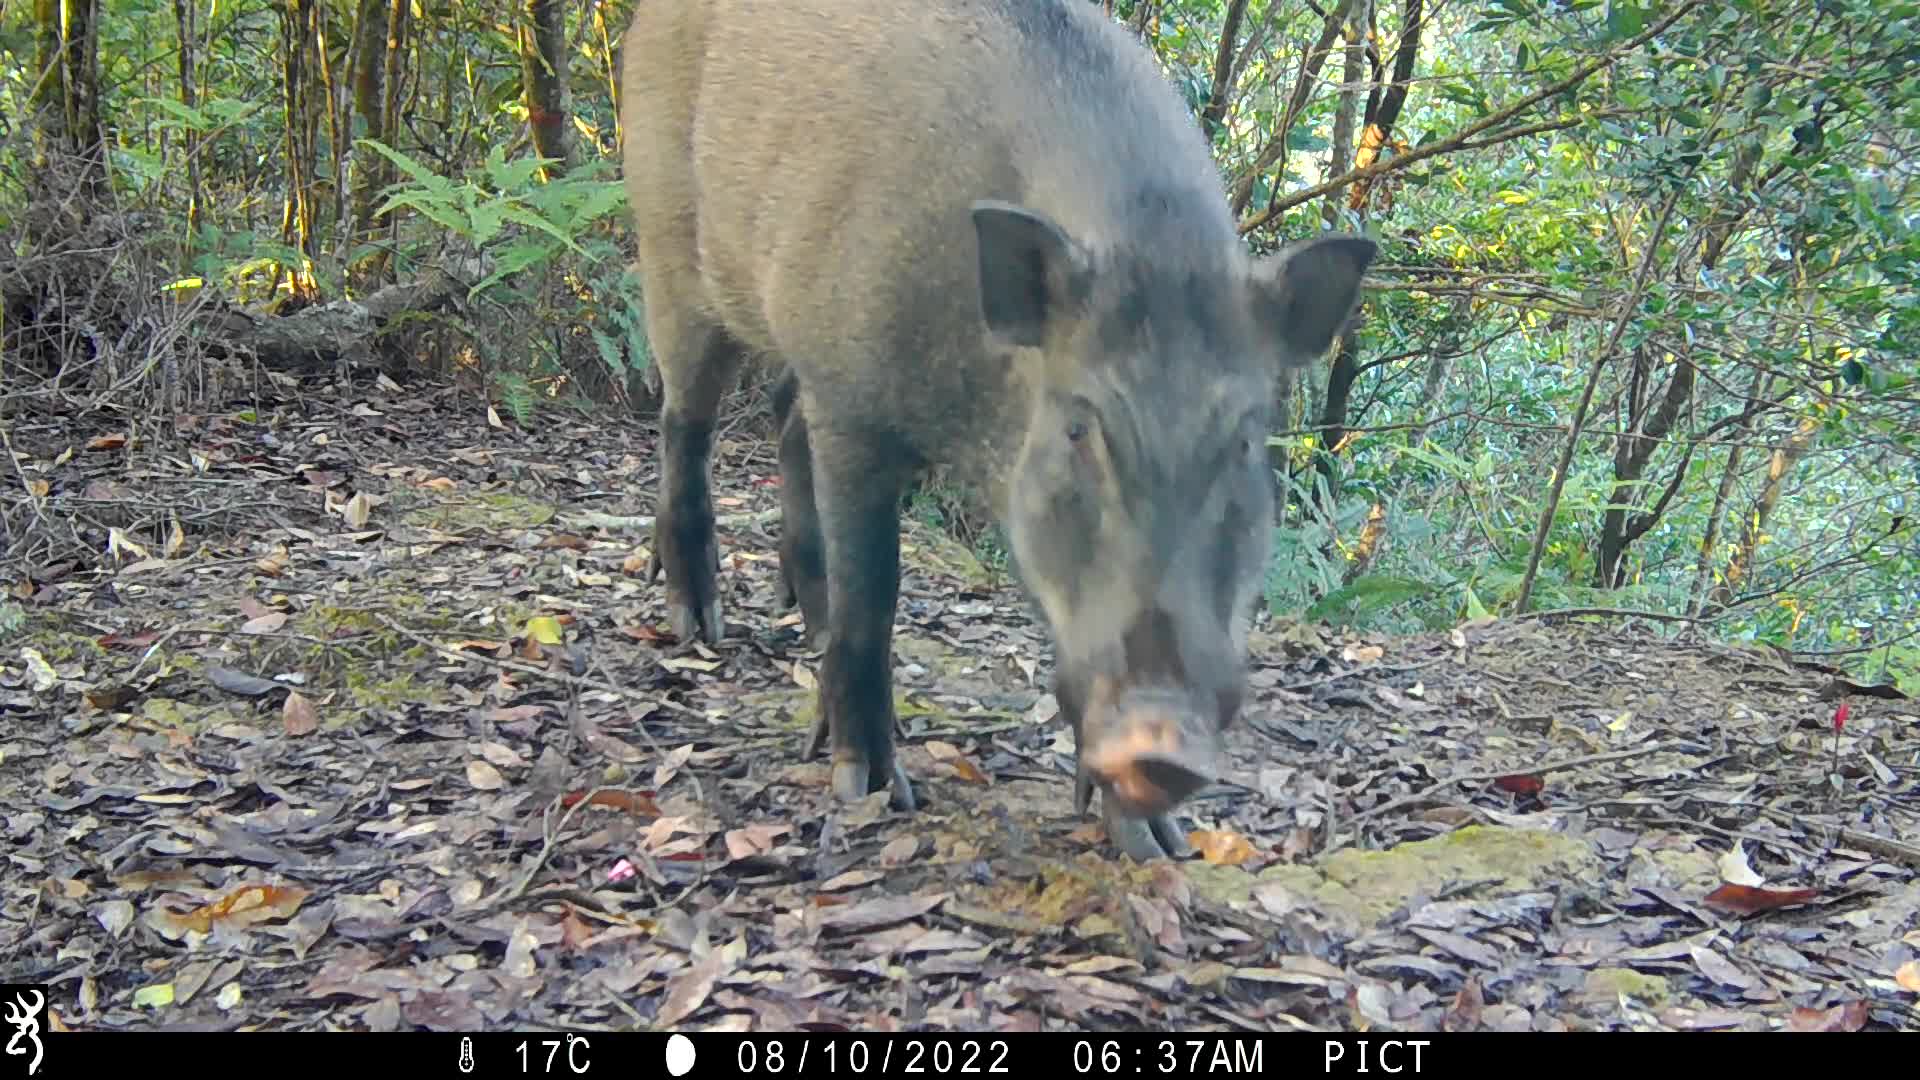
(22, 1029, 1865, 1077)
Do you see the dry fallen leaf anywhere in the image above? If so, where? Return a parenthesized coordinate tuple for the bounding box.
(1192, 829, 1257, 866)
(725, 823, 791, 859)
(478, 741, 525, 769)
(466, 759, 505, 791)
(342, 492, 373, 528)
(818, 869, 884, 893)
(1493, 773, 1545, 796)
(1786, 1000, 1869, 1032)
(657, 950, 727, 1027)
(87, 432, 129, 451)
(559, 789, 661, 817)
(653, 743, 694, 788)
(945, 757, 989, 784)
(1444, 976, 1485, 1031)
(241, 611, 289, 634)
(154, 884, 311, 937)
(255, 547, 290, 576)
(84, 684, 138, 711)
(1895, 960, 1920, 993)
(878, 835, 920, 867)
(1702, 883, 1819, 915)
(814, 893, 945, 933)
(97, 629, 162, 650)
(281, 690, 319, 736)
(205, 666, 281, 697)
(109, 527, 152, 561)
(1717, 840, 1766, 888)
(452, 638, 506, 653)
(560, 908, 596, 950)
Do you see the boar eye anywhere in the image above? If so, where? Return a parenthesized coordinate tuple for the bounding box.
(1067, 420, 1089, 443)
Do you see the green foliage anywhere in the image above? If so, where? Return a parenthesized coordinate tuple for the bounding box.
(360, 141, 626, 296)
(353, 139, 642, 406)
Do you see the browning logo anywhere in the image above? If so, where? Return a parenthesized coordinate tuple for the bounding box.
(1, 986, 45, 1078)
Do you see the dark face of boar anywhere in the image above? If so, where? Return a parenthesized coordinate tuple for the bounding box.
(972, 201, 1375, 838)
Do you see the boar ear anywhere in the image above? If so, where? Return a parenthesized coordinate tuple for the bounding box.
(1251, 235, 1377, 366)
(971, 200, 1093, 349)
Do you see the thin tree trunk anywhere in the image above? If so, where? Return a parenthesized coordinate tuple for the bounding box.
(63, 0, 107, 199)
(1322, 1, 1369, 229)
(381, 0, 410, 178)
(1198, 0, 1250, 140)
(1594, 139, 1762, 587)
(1310, 0, 1373, 512)
(1516, 187, 1684, 613)
(1689, 368, 1768, 618)
(280, 0, 321, 300)
(1408, 294, 1466, 451)
(172, 0, 204, 250)
(33, 0, 108, 198)
(1349, 0, 1423, 213)
(597, 1, 622, 149)
(315, 5, 347, 260)
(1595, 344, 1696, 587)
(1706, 413, 1820, 614)
(1230, 0, 1353, 214)
(31, 0, 65, 174)
(347, 0, 392, 288)
(521, 0, 575, 175)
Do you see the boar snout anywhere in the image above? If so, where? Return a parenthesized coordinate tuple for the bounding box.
(1067, 597, 1247, 827)
(1079, 683, 1223, 817)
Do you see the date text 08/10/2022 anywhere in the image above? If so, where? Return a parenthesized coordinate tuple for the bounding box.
(728, 1036, 1433, 1075)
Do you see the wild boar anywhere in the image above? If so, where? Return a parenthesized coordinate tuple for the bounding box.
(620, 0, 1375, 859)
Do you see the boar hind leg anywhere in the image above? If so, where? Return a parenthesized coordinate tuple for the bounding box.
(770, 371, 829, 649)
(800, 433, 915, 812)
(645, 297, 743, 645)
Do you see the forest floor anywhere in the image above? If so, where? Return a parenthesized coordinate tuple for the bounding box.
(3, 377, 1918, 1033)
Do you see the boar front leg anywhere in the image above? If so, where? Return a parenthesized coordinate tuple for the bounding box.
(645, 301, 743, 645)
(801, 427, 915, 812)
(770, 370, 829, 650)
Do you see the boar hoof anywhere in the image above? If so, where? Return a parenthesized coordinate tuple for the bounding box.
(803, 712, 912, 809)
(666, 596, 725, 645)
(1100, 796, 1195, 862)
(829, 758, 917, 812)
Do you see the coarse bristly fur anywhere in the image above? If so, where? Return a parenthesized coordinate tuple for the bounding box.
(621, 0, 1376, 861)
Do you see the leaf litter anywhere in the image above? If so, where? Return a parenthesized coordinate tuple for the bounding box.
(0, 383, 1916, 1033)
